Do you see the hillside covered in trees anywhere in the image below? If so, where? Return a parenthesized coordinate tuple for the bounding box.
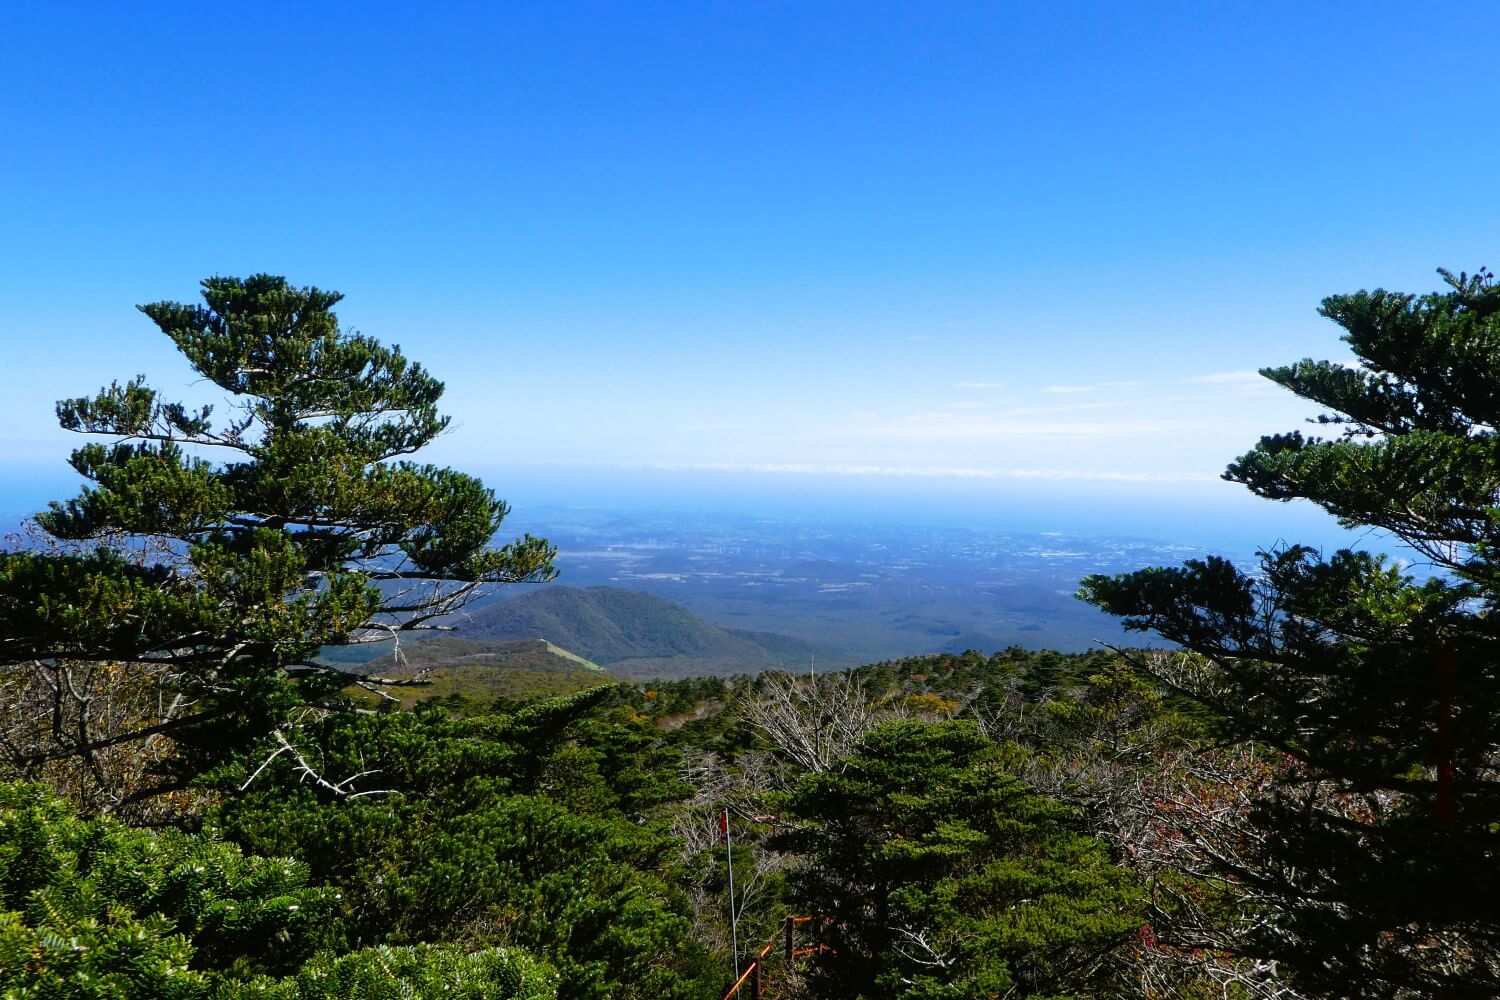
(2, 271, 1497, 999)
(428, 585, 833, 678)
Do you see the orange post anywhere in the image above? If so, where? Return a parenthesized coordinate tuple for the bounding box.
(720, 914, 828, 1000)
(723, 964, 753, 1000)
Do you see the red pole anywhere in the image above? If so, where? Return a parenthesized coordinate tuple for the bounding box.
(1437, 648, 1456, 825)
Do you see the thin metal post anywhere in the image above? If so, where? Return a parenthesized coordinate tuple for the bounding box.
(750, 958, 761, 999)
(785, 914, 795, 963)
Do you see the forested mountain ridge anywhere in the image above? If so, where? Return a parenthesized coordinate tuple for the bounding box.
(445, 585, 839, 677)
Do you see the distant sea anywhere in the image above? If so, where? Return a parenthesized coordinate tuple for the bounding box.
(2, 460, 1376, 558)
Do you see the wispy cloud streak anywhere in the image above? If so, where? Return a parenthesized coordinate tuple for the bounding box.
(629, 460, 1217, 483)
(841, 409, 1183, 441)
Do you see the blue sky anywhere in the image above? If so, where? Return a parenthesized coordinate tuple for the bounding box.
(2, 2, 1497, 541)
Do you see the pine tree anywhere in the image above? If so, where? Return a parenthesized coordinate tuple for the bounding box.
(775, 719, 1144, 1000)
(0, 275, 555, 800)
(1081, 267, 1500, 998)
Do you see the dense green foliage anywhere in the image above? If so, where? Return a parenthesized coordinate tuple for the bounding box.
(0, 782, 557, 999)
(4, 635, 1253, 999)
(222, 944, 557, 1000)
(775, 720, 1143, 1000)
(210, 689, 716, 1000)
(1082, 268, 1500, 997)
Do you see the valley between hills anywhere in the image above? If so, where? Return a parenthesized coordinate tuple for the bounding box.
(329, 509, 1204, 705)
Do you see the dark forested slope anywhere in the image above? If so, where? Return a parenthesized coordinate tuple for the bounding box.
(447, 586, 834, 677)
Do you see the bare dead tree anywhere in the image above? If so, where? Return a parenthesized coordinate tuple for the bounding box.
(671, 747, 792, 966)
(741, 671, 898, 777)
(999, 651, 1309, 999)
(0, 656, 206, 823)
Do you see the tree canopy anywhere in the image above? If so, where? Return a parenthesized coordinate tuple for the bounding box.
(1081, 267, 1500, 998)
(0, 781, 560, 1000)
(0, 275, 555, 801)
(774, 719, 1144, 1000)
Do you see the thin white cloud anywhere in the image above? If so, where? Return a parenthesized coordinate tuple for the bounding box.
(1004, 467, 1217, 483)
(843, 411, 1185, 441)
(1041, 385, 1093, 393)
(926, 398, 1134, 423)
(955, 380, 1007, 389)
(996, 400, 1126, 417)
(630, 460, 1216, 483)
